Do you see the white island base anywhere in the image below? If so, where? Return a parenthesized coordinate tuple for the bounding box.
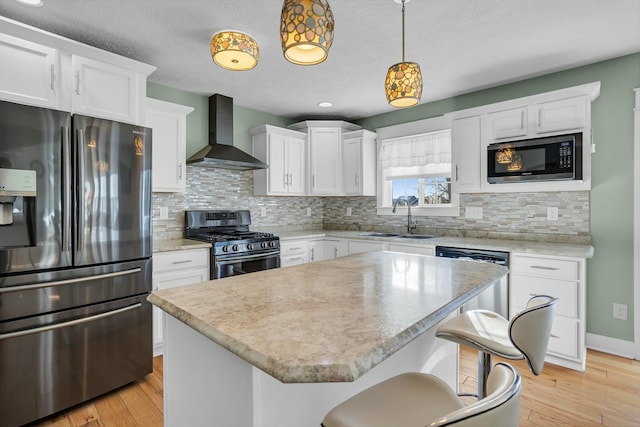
(163, 313, 458, 427)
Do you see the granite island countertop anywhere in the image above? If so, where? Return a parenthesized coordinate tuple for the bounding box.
(148, 251, 508, 383)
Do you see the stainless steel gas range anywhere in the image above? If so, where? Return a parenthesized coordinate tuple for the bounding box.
(185, 210, 280, 279)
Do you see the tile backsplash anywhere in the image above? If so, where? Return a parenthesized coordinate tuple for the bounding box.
(153, 167, 590, 243)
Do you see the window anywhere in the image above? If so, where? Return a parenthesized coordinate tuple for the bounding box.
(377, 124, 459, 217)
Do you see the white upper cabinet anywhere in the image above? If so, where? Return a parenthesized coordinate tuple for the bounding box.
(308, 127, 342, 195)
(0, 17, 156, 123)
(0, 34, 60, 109)
(451, 115, 482, 193)
(534, 96, 586, 134)
(145, 98, 194, 193)
(483, 96, 587, 143)
(342, 129, 377, 196)
(72, 55, 145, 124)
(252, 125, 307, 196)
(288, 120, 362, 196)
(483, 106, 528, 141)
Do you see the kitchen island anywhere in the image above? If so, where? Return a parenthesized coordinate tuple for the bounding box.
(148, 251, 508, 427)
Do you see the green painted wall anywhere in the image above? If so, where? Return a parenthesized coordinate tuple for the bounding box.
(147, 53, 640, 342)
(357, 53, 640, 342)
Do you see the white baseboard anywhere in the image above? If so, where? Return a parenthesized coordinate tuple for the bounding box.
(586, 333, 636, 359)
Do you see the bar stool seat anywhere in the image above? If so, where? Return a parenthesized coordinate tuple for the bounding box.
(321, 363, 522, 427)
(436, 295, 557, 398)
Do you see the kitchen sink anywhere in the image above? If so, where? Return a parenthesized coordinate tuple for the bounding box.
(361, 232, 401, 237)
(397, 234, 435, 239)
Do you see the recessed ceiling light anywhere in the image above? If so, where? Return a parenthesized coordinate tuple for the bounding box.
(318, 102, 332, 108)
(15, 0, 43, 6)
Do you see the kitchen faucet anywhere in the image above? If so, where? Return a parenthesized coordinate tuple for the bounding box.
(392, 196, 417, 234)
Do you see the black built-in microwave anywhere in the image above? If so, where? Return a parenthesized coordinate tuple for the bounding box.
(487, 132, 582, 184)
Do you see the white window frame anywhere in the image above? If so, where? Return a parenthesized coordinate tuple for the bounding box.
(376, 116, 460, 217)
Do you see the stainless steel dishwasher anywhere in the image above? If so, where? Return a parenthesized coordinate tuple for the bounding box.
(435, 246, 509, 318)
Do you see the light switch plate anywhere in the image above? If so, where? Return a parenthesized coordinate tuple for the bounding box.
(346, 207, 353, 217)
(159, 206, 169, 219)
(547, 207, 559, 221)
(306, 207, 312, 216)
(465, 207, 483, 219)
(260, 207, 267, 217)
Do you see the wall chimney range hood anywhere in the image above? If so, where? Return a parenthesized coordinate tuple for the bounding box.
(186, 94, 268, 170)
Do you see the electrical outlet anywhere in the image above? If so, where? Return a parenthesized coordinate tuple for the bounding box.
(346, 207, 353, 217)
(159, 206, 169, 219)
(465, 207, 483, 219)
(306, 207, 312, 216)
(547, 207, 559, 221)
(613, 303, 628, 320)
(260, 207, 267, 217)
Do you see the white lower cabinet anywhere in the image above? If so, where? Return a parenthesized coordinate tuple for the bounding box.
(152, 248, 209, 356)
(509, 252, 586, 371)
(309, 239, 341, 262)
(280, 240, 309, 267)
(347, 240, 386, 255)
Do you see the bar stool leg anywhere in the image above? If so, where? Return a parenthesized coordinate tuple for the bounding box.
(477, 351, 492, 399)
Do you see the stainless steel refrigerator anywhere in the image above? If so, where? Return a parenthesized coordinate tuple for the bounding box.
(0, 100, 153, 427)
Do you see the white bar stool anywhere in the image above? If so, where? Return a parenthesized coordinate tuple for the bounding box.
(321, 362, 522, 427)
(436, 294, 557, 398)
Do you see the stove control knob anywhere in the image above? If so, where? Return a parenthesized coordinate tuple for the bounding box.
(232, 245, 239, 252)
(261, 242, 267, 249)
(222, 245, 229, 253)
(268, 241, 276, 248)
(247, 243, 253, 250)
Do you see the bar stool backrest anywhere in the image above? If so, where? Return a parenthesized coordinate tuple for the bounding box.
(428, 363, 522, 427)
(508, 295, 558, 375)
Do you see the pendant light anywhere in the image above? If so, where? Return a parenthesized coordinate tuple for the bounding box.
(211, 31, 259, 71)
(280, 0, 334, 66)
(385, 0, 423, 108)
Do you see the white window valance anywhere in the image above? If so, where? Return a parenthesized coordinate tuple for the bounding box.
(378, 130, 451, 169)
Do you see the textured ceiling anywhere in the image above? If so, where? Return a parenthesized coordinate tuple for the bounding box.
(1, 0, 639, 121)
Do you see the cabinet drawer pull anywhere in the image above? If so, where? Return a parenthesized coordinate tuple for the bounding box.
(530, 265, 560, 271)
(50, 64, 55, 90)
(172, 260, 193, 265)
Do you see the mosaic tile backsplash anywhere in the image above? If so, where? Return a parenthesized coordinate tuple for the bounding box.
(153, 167, 590, 243)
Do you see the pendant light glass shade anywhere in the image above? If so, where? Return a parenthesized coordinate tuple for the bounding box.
(211, 31, 259, 71)
(280, 0, 334, 66)
(385, 61, 423, 107)
(385, 0, 423, 108)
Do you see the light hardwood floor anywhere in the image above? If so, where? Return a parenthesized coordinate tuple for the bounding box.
(32, 347, 640, 426)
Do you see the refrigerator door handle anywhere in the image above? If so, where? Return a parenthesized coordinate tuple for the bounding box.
(76, 128, 85, 251)
(62, 126, 72, 252)
(0, 303, 142, 341)
(0, 267, 142, 294)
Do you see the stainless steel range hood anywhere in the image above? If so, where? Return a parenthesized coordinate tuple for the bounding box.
(186, 94, 268, 170)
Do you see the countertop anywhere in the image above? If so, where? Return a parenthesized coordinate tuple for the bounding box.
(148, 251, 507, 383)
(153, 238, 211, 253)
(276, 230, 594, 259)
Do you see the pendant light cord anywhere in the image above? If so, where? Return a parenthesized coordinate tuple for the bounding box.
(401, 0, 406, 62)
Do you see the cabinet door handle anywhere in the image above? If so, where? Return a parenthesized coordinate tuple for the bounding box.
(310, 248, 315, 261)
(284, 173, 288, 187)
(334, 247, 338, 257)
(538, 108, 542, 128)
(520, 109, 525, 130)
(455, 164, 459, 182)
(530, 265, 559, 271)
(312, 174, 315, 188)
(172, 260, 193, 265)
(75, 71, 80, 95)
(355, 173, 359, 186)
(178, 163, 183, 179)
(50, 64, 55, 90)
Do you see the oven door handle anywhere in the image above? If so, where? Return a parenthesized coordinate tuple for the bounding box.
(0, 303, 142, 341)
(216, 251, 280, 263)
